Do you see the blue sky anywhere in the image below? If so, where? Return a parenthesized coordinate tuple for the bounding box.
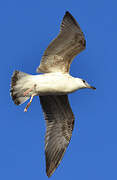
(0, 0, 117, 179)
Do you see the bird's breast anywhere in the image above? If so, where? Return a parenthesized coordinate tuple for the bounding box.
(33, 73, 79, 96)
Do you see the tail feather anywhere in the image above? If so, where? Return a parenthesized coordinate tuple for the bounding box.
(10, 71, 31, 105)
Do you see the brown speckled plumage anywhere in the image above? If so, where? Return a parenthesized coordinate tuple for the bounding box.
(36, 11, 85, 74)
(39, 95, 74, 177)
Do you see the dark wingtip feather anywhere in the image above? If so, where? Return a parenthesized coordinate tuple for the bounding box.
(65, 11, 71, 15)
(64, 11, 86, 49)
(46, 154, 56, 178)
(45, 148, 66, 178)
(60, 11, 84, 34)
(63, 11, 79, 27)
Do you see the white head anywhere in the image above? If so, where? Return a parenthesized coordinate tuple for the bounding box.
(76, 78, 96, 90)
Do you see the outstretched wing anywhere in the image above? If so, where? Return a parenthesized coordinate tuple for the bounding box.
(37, 11, 86, 73)
(39, 95, 74, 177)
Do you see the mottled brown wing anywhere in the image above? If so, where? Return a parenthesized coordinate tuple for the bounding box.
(39, 95, 74, 177)
(37, 11, 86, 73)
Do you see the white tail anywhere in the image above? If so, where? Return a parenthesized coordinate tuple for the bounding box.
(10, 71, 34, 105)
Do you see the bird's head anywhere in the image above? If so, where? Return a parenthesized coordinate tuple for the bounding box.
(80, 79, 96, 90)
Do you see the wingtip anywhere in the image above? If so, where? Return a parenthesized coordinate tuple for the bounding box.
(46, 155, 56, 178)
(46, 165, 55, 178)
(65, 11, 70, 15)
(61, 11, 80, 31)
(64, 11, 73, 18)
(46, 170, 53, 178)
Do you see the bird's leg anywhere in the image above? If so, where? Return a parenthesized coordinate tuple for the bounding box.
(24, 87, 34, 97)
(24, 95, 34, 112)
(23, 84, 36, 112)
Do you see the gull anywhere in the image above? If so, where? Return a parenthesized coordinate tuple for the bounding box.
(10, 11, 96, 177)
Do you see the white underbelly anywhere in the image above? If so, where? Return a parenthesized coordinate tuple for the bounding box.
(33, 73, 77, 95)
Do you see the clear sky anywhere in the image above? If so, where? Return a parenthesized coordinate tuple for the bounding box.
(0, 0, 117, 179)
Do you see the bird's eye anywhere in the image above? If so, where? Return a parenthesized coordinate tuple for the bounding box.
(82, 80, 85, 83)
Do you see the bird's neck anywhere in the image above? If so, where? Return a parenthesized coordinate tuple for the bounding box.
(72, 77, 84, 91)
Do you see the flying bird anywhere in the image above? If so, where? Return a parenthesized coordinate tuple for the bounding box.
(10, 11, 96, 177)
